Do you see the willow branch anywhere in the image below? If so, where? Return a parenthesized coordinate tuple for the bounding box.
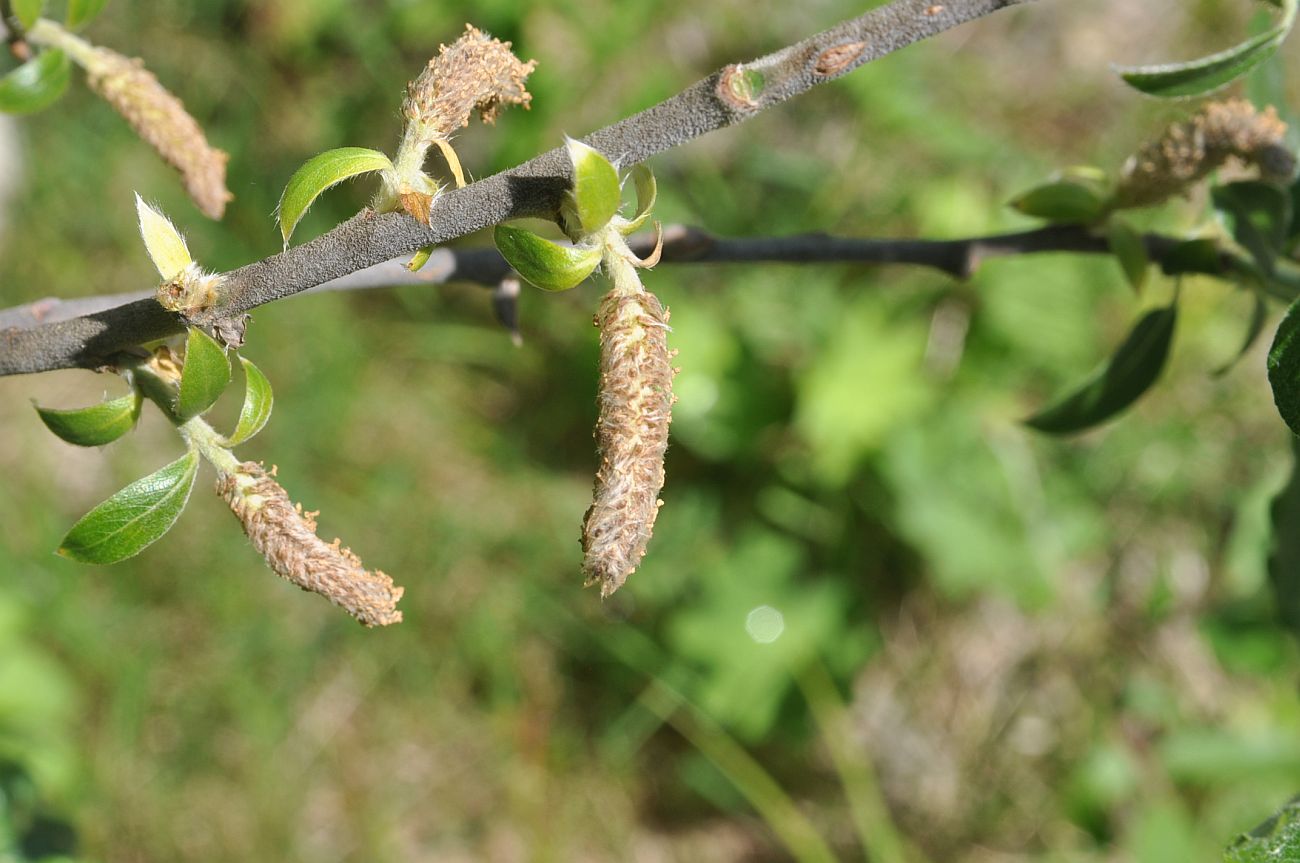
(0, 223, 1256, 337)
(0, 0, 1034, 376)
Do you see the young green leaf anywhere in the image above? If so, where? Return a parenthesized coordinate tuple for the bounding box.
(1212, 181, 1292, 275)
(494, 224, 602, 291)
(11, 0, 43, 30)
(134, 193, 193, 280)
(1025, 304, 1178, 434)
(1267, 295, 1300, 434)
(1107, 218, 1149, 293)
(1010, 180, 1107, 224)
(35, 392, 141, 447)
(57, 449, 199, 564)
(221, 356, 273, 447)
(1224, 795, 1300, 863)
(1116, 24, 1289, 98)
(277, 147, 394, 248)
(0, 50, 70, 115)
(562, 138, 621, 238)
(618, 164, 658, 235)
(66, 0, 108, 28)
(176, 327, 231, 421)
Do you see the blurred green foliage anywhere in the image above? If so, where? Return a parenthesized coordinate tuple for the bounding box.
(1, 0, 1300, 860)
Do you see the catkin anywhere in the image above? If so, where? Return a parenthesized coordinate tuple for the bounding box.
(83, 46, 232, 219)
(581, 286, 676, 597)
(217, 462, 403, 627)
(403, 25, 536, 136)
(1114, 99, 1295, 209)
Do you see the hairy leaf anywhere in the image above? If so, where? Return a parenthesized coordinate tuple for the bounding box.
(1225, 795, 1300, 862)
(277, 147, 393, 248)
(1117, 0, 1295, 99)
(66, 0, 108, 28)
(176, 328, 231, 421)
(562, 138, 620, 238)
(619, 164, 658, 235)
(1010, 180, 1107, 224)
(222, 356, 273, 447)
(12, 0, 43, 30)
(1025, 305, 1178, 434)
(1108, 218, 1149, 293)
(1213, 181, 1292, 275)
(0, 50, 70, 115)
(35, 392, 141, 447)
(494, 224, 602, 291)
(134, 193, 193, 280)
(58, 449, 199, 564)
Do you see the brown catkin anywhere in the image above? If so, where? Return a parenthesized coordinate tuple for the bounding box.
(1114, 99, 1295, 209)
(403, 24, 536, 136)
(581, 286, 676, 597)
(217, 462, 403, 626)
(86, 47, 232, 219)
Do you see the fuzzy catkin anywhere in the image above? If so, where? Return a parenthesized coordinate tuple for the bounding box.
(581, 287, 676, 597)
(403, 25, 536, 136)
(1114, 99, 1294, 209)
(217, 462, 403, 626)
(85, 47, 232, 219)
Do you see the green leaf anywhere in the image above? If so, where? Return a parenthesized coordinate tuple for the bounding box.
(176, 327, 231, 420)
(1010, 180, 1107, 224)
(1108, 218, 1149, 292)
(1269, 439, 1300, 637)
(1025, 304, 1178, 434)
(1266, 295, 1300, 435)
(1117, 23, 1290, 99)
(57, 449, 199, 564)
(277, 147, 393, 248)
(619, 164, 658, 235)
(1225, 796, 1300, 862)
(65, 0, 108, 28)
(11, 0, 43, 30)
(0, 50, 70, 115)
(35, 392, 141, 447)
(494, 224, 602, 291)
(1215, 293, 1269, 376)
(222, 356, 273, 447)
(1213, 181, 1292, 274)
(134, 193, 193, 280)
(562, 138, 620, 238)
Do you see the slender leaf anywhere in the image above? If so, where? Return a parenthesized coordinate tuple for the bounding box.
(494, 224, 602, 291)
(562, 138, 620, 238)
(1215, 293, 1269, 376)
(66, 0, 108, 28)
(619, 164, 658, 235)
(277, 147, 393, 247)
(176, 328, 231, 420)
(1117, 23, 1288, 98)
(1225, 796, 1300, 862)
(1108, 218, 1149, 293)
(35, 392, 141, 447)
(57, 450, 199, 564)
(11, 0, 43, 30)
(222, 356, 273, 447)
(0, 49, 70, 114)
(134, 193, 192, 280)
(1010, 180, 1107, 224)
(1025, 305, 1178, 434)
(1213, 181, 1292, 275)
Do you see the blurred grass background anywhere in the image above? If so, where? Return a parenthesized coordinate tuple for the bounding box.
(1, 0, 1299, 860)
